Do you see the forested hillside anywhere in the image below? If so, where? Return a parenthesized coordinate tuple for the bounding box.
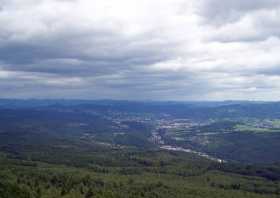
(0, 100, 280, 197)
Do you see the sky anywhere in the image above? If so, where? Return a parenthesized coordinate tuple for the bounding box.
(0, 0, 280, 101)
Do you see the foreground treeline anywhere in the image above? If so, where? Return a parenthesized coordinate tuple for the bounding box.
(0, 149, 279, 198)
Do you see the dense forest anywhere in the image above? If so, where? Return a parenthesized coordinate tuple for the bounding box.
(1, 149, 280, 198)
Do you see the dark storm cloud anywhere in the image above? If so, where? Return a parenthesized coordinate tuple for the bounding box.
(0, 27, 176, 76)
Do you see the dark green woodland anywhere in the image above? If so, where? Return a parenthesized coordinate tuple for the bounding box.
(0, 100, 279, 198)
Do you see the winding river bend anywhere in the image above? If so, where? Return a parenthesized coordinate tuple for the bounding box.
(151, 129, 225, 163)
(160, 145, 225, 163)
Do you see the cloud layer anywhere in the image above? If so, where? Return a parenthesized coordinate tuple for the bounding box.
(0, 0, 280, 100)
